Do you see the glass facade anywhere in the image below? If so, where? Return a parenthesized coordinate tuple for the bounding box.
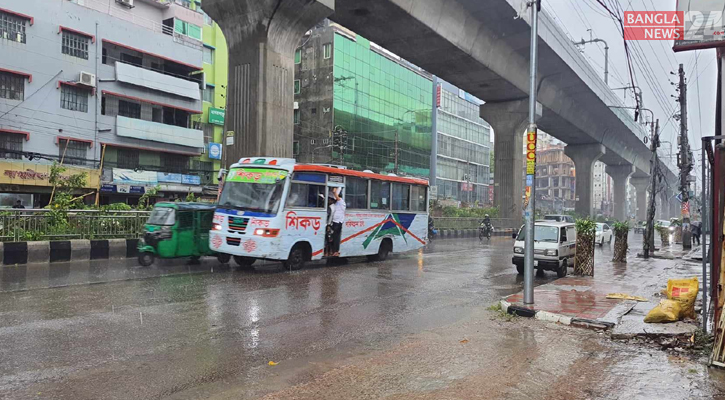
(435, 85, 491, 204)
(332, 33, 433, 178)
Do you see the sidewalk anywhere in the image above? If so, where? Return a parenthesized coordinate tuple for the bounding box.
(501, 245, 705, 337)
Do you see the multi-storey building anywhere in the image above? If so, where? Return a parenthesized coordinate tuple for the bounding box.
(592, 161, 613, 217)
(534, 135, 576, 213)
(293, 21, 433, 178)
(0, 0, 207, 206)
(434, 81, 491, 204)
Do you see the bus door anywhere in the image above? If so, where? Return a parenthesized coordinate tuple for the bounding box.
(284, 173, 328, 260)
(326, 176, 345, 256)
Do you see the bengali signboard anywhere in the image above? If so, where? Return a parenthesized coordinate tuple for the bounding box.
(182, 175, 201, 185)
(209, 107, 225, 125)
(158, 172, 183, 184)
(113, 168, 158, 185)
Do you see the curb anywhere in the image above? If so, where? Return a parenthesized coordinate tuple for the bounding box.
(0, 239, 140, 266)
(500, 299, 614, 331)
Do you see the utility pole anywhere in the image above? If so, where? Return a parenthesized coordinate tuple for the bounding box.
(523, 0, 541, 305)
(678, 63, 693, 249)
(574, 30, 609, 85)
(644, 119, 660, 258)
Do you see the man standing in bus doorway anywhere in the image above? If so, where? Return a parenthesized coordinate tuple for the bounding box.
(330, 187, 346, 257)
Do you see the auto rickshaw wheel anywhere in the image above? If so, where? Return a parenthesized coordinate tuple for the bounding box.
(216, 253, 231, 264)
(138, 252, 155, 267)
(234, 256, 255, 269)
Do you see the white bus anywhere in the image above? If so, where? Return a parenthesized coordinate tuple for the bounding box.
(210, 157, 430, 270)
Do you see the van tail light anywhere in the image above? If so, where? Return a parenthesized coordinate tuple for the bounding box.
(254, 228, 280, 237)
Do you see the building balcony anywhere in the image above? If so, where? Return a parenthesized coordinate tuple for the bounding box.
(115, 116, 203, 148)
(115, 62, 201, 101)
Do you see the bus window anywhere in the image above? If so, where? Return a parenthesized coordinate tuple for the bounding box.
(287, 183, 326, 208)
(370, 180, 390, 210)
(346, 177, 368, 209)
(410, 185, 427, 212)
(392, 183, 410, 211)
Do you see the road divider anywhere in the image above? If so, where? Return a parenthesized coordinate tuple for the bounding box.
(0, 239, 140, 266)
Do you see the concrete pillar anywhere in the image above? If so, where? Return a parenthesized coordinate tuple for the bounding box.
(659, 191, 670, 220)
(480, 100, 529, 220)
(606, 165, 635, 222)
(565, 144, 605, 217)
(204, 0, 334, 163)
(630, 177, 649, 222)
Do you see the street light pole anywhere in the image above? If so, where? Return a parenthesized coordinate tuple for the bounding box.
(523, 0, 541, 305)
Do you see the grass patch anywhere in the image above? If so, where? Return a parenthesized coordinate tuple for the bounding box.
(688, 368, 698, 374)
(487, 302, 517, 322)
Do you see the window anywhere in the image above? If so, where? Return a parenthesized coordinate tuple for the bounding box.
(118, 100, 141, 119)
(0, 11, 27, 43)
(178, 212, 193, 229)
(0, 71, 25, 100)
(174, 19, 202, 41)
(293, 109, 300, 124)
(294, 48, 301, 64)
(370, 181, 390, 210)
(175, 0, 192, 9)
(60, 85, 89, 112)
(0, 132, 23, 159)
(58, 139, 87, 165)
(286, 183, 325, 208)
(293, 141, 300, 157)
(323, 43, 331, 59)
(311, 107, 317, 115)
(200, 8, 213, 25)
(294, 80, 300, 94)
(346, 177, 368, 209)
(203, 47, 214, 64)
(203, 85, 214, 103)
(152, 107, 163, 123)
(120, 53, 142, 67)
(117, 148, 139, 169)
(392, 183, 410, 211)
(560, 227, 567, 242)
(410, 185, 427, 211)
(161, 153, 188, 174)
(61, 30, 89, 60)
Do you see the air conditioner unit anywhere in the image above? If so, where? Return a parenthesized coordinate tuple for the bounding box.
(117, 0, 134, 7)
(79, 72, 96, 88)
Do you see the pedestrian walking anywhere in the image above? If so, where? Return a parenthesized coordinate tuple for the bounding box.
(692, 222, 701, 246)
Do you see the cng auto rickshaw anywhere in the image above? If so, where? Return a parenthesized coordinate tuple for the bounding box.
(137, 202, 230, 266)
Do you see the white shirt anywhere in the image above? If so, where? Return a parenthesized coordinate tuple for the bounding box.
(332, 198, 346, 223)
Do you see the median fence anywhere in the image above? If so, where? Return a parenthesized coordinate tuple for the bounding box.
(433, 217, 521, 239)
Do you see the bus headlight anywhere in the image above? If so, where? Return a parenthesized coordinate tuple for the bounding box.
(254, 228, 280, 237)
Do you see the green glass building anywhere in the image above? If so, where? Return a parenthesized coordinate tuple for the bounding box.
(294, 23, 433, 178)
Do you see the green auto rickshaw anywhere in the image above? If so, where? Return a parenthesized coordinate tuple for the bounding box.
(137, 202, 231, 266)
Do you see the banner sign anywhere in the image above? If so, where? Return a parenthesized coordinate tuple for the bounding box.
(158, 172, 183, 183)
(113, 168, 158, 185)
(226, 168, 288, 184)
(526, 129, 537, 175)
(208, 142, 222, 160)
(209, 107, 225, 125)
(182, 175, 201, 185)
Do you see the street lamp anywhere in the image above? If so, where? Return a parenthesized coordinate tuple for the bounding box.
(574, 30, 609, 85)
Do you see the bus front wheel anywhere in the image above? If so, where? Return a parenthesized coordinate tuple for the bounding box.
(283, 245, 307, 271)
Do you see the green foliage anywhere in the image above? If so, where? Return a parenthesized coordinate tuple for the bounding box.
(670, 218, 682, 227)
(612, 221, 630, 235)
(138, 186, 160, 210)
(101, 203, 133, 212)
(185, 192, 198, 202)
(575, 217, 596, 236)
(440, 206, 499, 218)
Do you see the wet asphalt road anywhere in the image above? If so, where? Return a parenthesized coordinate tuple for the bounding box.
(0, 237, 560, 399)
(0, 238, 716, 399)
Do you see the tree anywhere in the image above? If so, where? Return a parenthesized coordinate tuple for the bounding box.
(574, 218, 596, 276)
(612, 221, 630, 262)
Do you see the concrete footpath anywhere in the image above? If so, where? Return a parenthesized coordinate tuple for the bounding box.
(501, 243, 705, 338)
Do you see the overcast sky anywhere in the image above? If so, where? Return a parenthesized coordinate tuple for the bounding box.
(542, 0, 716, 186)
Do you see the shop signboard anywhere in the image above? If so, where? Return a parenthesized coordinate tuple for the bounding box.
(182, 175, 201, 185)
(113, 168, 158, 185)
(209, 107, 225, 125)
(208, 143, 222, 160)
(158, 172, 183, 183)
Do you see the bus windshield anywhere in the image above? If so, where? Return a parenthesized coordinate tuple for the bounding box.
(218, 168, 288, 215)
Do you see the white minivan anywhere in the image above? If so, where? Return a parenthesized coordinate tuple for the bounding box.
(512, 221, 577, 278)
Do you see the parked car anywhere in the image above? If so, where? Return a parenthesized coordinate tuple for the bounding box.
(512, 221, 577, 278)
(595, 223, 613, 246)
(543, 214, 575, 223)
(634, 221, 646, 234)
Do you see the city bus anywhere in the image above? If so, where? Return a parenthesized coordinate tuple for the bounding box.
(210, 157, 429, 270)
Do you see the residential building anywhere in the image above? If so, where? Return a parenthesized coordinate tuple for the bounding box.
(293, 21, 433, 178)
(592, 161, 613, 217)
(434, 80, 491, 204)
(0, 0, 207, 206)
(534, 134, 576, 213)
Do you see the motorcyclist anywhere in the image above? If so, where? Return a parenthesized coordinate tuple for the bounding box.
(428, 217, 437, 240)
(480, 214, 492, 237)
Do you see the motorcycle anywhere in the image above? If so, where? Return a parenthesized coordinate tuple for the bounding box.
(479, 222, 492, 241)
(428, 221, 438, 241)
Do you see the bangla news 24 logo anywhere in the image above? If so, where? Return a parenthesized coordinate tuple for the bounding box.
(623, 10, 725, 42)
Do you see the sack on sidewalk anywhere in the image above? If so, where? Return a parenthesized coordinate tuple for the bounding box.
(644, 299, 683, 323)
(666, 277, 699, 319)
